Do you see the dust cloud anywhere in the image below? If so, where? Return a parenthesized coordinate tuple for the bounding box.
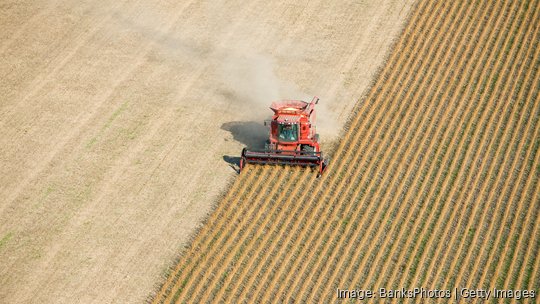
(215, 49, 344, 143)
(215, 50, 311, 118)
(104, 2, 342, 140)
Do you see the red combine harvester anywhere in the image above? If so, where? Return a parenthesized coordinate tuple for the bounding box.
(240, 96, 328, 175)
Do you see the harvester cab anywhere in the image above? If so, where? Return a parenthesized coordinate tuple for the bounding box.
(240, 96, 328, 175)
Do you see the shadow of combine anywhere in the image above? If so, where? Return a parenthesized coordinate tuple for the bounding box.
(221, 121, 267, 149)
(221, 121, 268, 172)
(222, 155, 241, 173)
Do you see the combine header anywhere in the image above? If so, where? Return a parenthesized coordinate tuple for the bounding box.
(240, 96, 328, 175)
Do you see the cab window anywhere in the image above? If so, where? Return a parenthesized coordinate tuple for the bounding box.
(278, 123, 298, 142)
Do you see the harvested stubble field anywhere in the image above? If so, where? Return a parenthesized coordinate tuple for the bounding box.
(154, 0, 540, 303)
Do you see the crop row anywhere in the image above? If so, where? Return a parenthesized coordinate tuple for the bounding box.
(153, 0, 540, 302)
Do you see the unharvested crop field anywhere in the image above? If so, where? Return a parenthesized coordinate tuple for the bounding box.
(154, 0, 540, 302)
(0, 0, 414, 303)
